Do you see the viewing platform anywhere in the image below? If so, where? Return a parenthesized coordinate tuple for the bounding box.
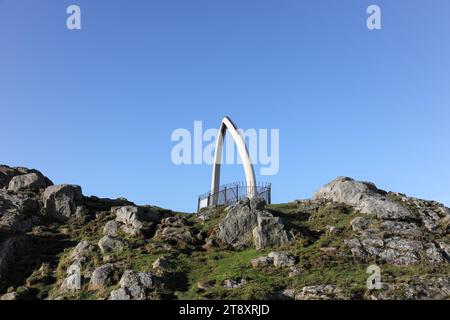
(197, 182, 271, 212)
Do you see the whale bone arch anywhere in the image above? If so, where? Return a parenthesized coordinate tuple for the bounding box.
(210, 116, 256, 205)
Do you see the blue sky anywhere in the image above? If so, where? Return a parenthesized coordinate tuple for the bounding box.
(1, 0, 449, 212)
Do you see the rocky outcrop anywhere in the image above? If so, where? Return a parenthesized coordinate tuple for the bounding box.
(0, 190, 39, 232)
(313, 177, 414, 220)
(8, 172, 52, 192)
(112, 205, 164, 238)
(253, 212, 292, 250)
(1, 164, 449, 301)
(0, 165, 51, 189)
(154, 216, 195, 245)
(217, 198, 259, 247)
(217, 198, 292, 250)
(367, 276, 450, 300)
(314, 177, 449, 266)
(43, 185, 83, 220)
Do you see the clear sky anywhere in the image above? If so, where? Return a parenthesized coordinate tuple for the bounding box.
(1, 0, 449, 212)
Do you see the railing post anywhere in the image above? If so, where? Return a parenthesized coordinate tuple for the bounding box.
(268, 185, 271, 204)
(224, 186, 227, 205)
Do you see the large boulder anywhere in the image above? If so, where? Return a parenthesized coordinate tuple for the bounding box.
(109, 270, 159, 300)
(0, 165, 50, 189)
(98, 236, 125, 254)
(218, 198, 259, 247)
(252, 212, 292, 250)
(313, 177, 414, 220)
(89, 263, 119, 290)
(217, 198, 292, 250)
(113, 206, 165, 238)
(103, 220, 119, 236)
(8, 172, 52, 192)
(43, 184, 83, 220)
(60, 264, 82, 292)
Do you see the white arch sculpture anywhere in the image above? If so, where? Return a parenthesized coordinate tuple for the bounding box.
(210, 116, 257, 206)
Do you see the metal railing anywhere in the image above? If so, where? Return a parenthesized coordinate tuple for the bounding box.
(197, 182, 271, 211)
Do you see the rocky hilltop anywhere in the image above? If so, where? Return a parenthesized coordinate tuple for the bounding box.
(0, 165, 449, 300)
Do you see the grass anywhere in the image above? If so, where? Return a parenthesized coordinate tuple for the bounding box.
(173, 248, 285, 300)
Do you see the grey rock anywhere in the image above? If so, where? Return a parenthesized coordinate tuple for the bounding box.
(380, 221, 422, 237)
(161, 216, 187, 227)
(8, 172, 52, 192)
(288, 267, 303, 277)
(154, 226, 195, 244)
(252, 212, 292, 250)
(0, 211, 36, 233)
(222, 278, 247, 289)
(218, 197, 291, 250)
(0, 165, 50, 189)
(109, 270, 159, 300)
(43, 184, 83, 220)
(0, 189, 39, 232)
(90, 263, 119, 290)
(109, 288, 131, 300)
(380, 238, 423, 265)
(424, 243, 444, 264)
(250, 256, 273, 268)
(113, 206, 163, 238)
(438, 242, 450, 261)
(313, 177, 414, 220)
(218, 198, 259, 247)
(268, 252, 296, 267)
(350, 216, 370, 232)
(103, 220, 119, 236)
(295, 285, 350, 300)
(154, 216, 195, 245)
(114, 206, 145, 237)
(98, 236, 125, 254)
(60, 264, 82, 292)
(74, 206, 89, 218)
(69, 240, 94, 261)
(368, 276, 450, 300)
